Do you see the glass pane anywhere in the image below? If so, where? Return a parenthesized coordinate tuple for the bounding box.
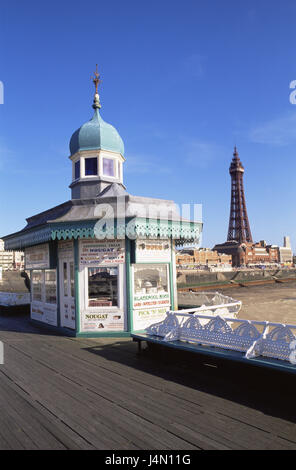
(88, 267, 118, 307)
(45, 270, 57, 304)
(133, 264, 168, 295)
(70, 262, 75, 298)
(85, 157, 98, 176)
(63, 262, 68, 297)
(75, 160, 80, 179)
(32, 270, 43, 302)
(103, 158, 115, 177)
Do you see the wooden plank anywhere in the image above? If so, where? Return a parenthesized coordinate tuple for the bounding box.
(9, 335, 295, 450)
(2, 343, 195, 450)
(0, 315, 295, 450)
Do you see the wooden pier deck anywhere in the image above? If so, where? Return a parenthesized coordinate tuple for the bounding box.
(0, 313, 295, 450)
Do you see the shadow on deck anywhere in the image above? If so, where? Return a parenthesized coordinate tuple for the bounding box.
(83, 340, 296, 426)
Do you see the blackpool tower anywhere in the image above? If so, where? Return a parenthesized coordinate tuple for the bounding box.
(227, 146, 253, 244)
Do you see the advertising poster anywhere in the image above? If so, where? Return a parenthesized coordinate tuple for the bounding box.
(80, 240, 125, 266)
(132, 263, 171, 330)
(133, 307, 167, 331)
(25, 244, 50, 269)
(135, 240, 171, 263)
(133, 292, 170, 309)
(81, 312, 124, 332)
(58, 240, 74, 259)
(31, 303, 58, 326)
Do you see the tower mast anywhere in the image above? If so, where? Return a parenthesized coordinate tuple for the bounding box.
(227, 147, 253, 244)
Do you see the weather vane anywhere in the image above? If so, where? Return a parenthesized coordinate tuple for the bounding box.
(92, 64, 102, 95)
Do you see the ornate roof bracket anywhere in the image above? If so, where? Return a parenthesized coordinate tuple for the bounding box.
(3, 218, 202, 251)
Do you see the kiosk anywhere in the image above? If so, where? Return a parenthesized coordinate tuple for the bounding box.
(3, 69, 202, 337)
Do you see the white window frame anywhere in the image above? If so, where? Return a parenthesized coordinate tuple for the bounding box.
(31, 269, 57, 306)
(83, 263, 124, 312)
(72, 156, 81, 182)
(31, 270, 45, 304)
(83, 155, 99, 178)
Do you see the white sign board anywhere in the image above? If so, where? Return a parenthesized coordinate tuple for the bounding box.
(133, 292, 170, 310)
(135, 240, 171, 263)
(25, 244, 50, 269)
(133, 307, 168, 331)
(58, 240, 74, 259)
(80, 240, 125, 266)
(81, 312, 124, 332)
(31, 302, 57, 326)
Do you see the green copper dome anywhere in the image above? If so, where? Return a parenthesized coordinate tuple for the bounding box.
(70, 107, 124, 157)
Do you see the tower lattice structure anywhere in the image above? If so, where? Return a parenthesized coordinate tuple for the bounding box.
(227, 147, 253, 244)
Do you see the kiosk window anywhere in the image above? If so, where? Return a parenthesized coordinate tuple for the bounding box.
(45, 270, 57, 304)
(133, 264, 169, 295)
(88, 267, 118, 307)
(32, 270, 43, 302)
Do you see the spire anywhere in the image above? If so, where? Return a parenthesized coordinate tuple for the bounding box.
(91, 64, 102, 109)
(230, 145, 244, 173)
(227, 147, 253, 244)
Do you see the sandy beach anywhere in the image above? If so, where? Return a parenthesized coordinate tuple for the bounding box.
(178, 281, 296, 324)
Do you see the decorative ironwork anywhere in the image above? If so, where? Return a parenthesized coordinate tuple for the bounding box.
(3, 218, 201, 250)
(91, 64, 102, 95)
(146, 309, 296, 364)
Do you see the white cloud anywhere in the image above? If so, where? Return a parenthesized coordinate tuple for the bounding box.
(249, 112, 296, 146)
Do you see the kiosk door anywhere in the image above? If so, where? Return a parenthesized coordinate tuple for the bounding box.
(59, 259, 76, 329)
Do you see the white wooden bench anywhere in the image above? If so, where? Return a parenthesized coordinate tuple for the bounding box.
(131, 311, 296, 374)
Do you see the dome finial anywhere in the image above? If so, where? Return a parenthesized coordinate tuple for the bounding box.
(91, 64, 102, 109)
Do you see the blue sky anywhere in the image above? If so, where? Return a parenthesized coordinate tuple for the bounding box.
(0, 0, 296, 250)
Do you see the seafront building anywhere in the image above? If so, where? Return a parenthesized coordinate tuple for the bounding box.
(2, 69, 202, 336)
(176, 248, 232, 268)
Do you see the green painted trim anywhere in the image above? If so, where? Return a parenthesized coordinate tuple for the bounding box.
(76, 331, 131, 338)
(3, 225, 52, 250)
(125, 238, 133, 333)
(4, 218, 202, 252)
(31, 319, 131, 338)
(74, 239, 80, 334)
(50, 218, 202, 243)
